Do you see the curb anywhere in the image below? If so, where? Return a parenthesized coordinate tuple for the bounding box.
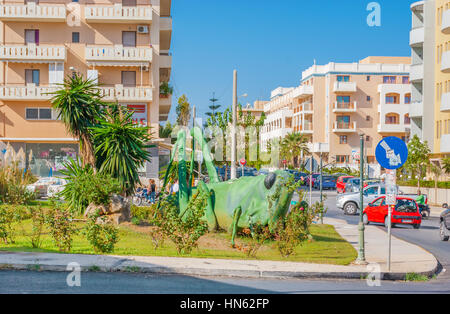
(0, 260, 440, 281)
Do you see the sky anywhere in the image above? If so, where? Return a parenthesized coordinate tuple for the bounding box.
(167, 0, 415, 124)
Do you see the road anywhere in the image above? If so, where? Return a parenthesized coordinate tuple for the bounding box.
(0, 189, 449, 294)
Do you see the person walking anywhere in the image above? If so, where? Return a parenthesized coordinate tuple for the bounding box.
(149, 179, 157, 204)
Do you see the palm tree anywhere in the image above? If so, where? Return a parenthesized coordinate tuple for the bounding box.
(49, 73, 105, 168)
(91, 106, 152, 196)
(281, 133, 310, 168)
(443, 157, 450, 175)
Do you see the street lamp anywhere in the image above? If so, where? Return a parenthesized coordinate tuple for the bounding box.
(356, 132, 367, 265)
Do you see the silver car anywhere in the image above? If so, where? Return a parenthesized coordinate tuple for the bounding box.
(336, 184, 393, 215)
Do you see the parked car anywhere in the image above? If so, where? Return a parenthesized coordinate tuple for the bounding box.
(337, 184, 394, 215)
(363, 196, 422, 229)
(344, 178, 371, 193)
(313, 175, 337, 190)
(336, 176, 354, 193)
(26, 177, 67, 199)
(305, 173, 320, 186)
(440, 203, 450, 241)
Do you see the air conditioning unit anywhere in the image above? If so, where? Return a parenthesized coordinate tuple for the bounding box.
(137, 25, 149, 34)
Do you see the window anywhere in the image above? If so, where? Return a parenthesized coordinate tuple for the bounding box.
(339, 135, 348, 144)
(385, 113, 399, 124)
(404, 114, 411, 125)
(366, 115, 370, 121)
(335, 155, 349, 163)
(367, 96, 371, 102)
(367, 156, 375, 163)
(366, 76, 370, 81)
(336, 115, 350, 128)
(404, 94, 411, 104)
(385, 93, 399, 104)
(72, 32, 80, 43)
(402, 76, 410, 84)
(383, 76, 396, 84)
(26, 108, 53, 120)
(122, 0, 137, 5)
(122, 31, 136, 47)
(371, 197, 385, 207)
(25, 69, 40, 86)
(25, 29, 39, 44)
(337, 75, 350, 82)
(121, 71, 136, 87)
(364, 187, 378, 196)
(366, 136, 370, 142)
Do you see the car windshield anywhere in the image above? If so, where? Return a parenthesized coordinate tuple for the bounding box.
(351, 179, 360, 185)
(343, 177, 352, 183)
(396, 199, 418, 213)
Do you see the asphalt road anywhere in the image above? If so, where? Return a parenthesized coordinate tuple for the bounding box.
(0, 189, 449, 294)
(1, 270, 450, 294)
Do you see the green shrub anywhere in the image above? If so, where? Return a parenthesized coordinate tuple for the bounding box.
(274, 195, 325, 258)
(130, 205, 155, 222)
(45, 204, 77, 252)
(153, 192, 208, 255)
(29, 206, 46, 248)
(0, 205, 28, 244)
(84, 211, 119, 254)
(237, 225, 272, 258)
(59, 158, 122, 215)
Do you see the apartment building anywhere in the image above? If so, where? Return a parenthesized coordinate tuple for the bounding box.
(261, 57, 411, 172)
(410, 0, 450, 160)
(0, 0, 172, 177)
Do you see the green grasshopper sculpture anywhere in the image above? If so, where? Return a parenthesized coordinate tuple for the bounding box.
(159, 127, 295, 246)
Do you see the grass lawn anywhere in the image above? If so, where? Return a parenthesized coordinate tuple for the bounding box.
(0, 219, 357, 265)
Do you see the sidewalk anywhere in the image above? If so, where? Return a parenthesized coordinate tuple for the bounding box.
(0, 218, 438, 280)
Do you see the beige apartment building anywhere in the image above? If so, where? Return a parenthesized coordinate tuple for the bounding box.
(261, 57, 411, 173)
(0, 0, 172, 177)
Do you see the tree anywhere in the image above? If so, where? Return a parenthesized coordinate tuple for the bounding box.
(159, 121, 173, 139)
(281, 133, 310, 168)
(160, 82, 173, 96)
(205, 93, 221, 118)
(49, 73, 105, 168)
(176, 94, 191, 127)
(442, 157, 450, 175)
(91, 107, 152, 196)
(404, 135, 431, 192)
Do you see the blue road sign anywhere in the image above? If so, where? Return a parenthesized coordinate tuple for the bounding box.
(375, 136, 408, 170)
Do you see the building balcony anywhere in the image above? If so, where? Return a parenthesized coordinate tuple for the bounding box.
(0, 85, 58, 101)
(160, 94, 172, 107)
(332, 121, 357, 133)
(0, 44, 66, 62)
(409, 27, 424, 47)
(333, 101, 357, 113)
(159, 53, 172, 68)
(99, 86, 153, 102)
(311, 143, 330, 153)
(441, 92, 450, 112)
(160, 16, 172, 31)
(0, 3, 66, 22)
(301, 102, 313, 113)
(442, 51, 450, 73)
(299, 123, 313, 134)
(85, 46, 152, 64)
(443, 9, 450, 34)
(441, 134, 450, 153)
(377, 123, 409, 134)
(84, 5, 152, 24)
(292, 85, 314, 99)
(333, 81, 357, 93)
(409, 101, 423, 118)
(410, 64, 424, 82)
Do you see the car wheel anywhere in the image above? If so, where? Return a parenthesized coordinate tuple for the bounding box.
(413, 224, 421, 230)
(440, 221, 449, 242)
(363, 213, 370, 225)
(384, 216, 392, 229)
(344, 202, 358, 216)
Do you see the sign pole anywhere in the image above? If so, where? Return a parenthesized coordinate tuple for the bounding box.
(385, 169, 396, 272)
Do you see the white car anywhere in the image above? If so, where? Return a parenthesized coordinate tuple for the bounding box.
(27, 178, 67, 199)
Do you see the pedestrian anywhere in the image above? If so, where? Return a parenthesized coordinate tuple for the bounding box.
(172, 179, 179, 195)
(149, 179, 156, 204)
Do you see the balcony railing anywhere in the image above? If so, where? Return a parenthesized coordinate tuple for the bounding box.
(0, 45, 66, 61)
(0, 85, 58, 101)
(99, 86, 153, 102)
(85, 46, 152, 63)
(410, 26, 424, 47)
(0, 4, 66, 22)
(333, 101, 357, 113)
(377, 123, 409, 134)
(160, 16, 172, 31)
(333, 81, 357, 93)
(84, 5, 152, 23)
(332, 121, 357, 133)
(410, 64, 424, 82)
(302, 102, 313, 112)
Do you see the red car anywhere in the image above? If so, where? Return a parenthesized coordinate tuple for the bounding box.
(336, 176, 354, 193)
(363, 196, 422, 229)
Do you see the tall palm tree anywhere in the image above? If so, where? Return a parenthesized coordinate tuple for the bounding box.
(281, 133, 310, 168)
(443, 157, 450, 175)
(49, 73, 105, 168)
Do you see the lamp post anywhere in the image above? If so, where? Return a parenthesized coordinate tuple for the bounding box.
(356, 133, 367, 264)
